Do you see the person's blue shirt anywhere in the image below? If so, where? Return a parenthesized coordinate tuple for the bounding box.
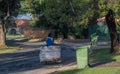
(46, 37, 54, 46)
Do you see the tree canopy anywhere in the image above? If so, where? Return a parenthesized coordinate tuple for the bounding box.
(20, 0, 120, 38)
(0, 0, 21, 17)
(0, 0, 120, 46)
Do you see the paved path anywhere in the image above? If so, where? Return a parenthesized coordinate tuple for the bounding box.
(0, 39, 77, 74)
(62, 41, 110, 49)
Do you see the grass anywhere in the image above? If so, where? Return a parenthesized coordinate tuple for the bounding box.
(6, 35, 27, 40)
(0, 46, 19, 54)
(6, 35, 39, 42)
(55, 67, 120, 74)
(54, 48, 120, 74)
(90, 48, 120, 63)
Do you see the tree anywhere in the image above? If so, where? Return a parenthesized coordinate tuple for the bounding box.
(43, 0, 98, 38)
(0, 0, 21, 46)
(105, 9, 118, 53)
(20, 0, 120, 40)
(0, 16, 5, 46)
(20, 0, 44, 27)
(98, 0, 120, 53)
(43, 0, 72, 38)
(98, 0, 120, 17)
(21, 0, 96, 38)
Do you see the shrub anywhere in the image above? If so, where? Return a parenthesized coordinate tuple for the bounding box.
(24, 28, 51, 41)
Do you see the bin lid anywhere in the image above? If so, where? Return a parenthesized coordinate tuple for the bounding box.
(76, 44, 91, 49)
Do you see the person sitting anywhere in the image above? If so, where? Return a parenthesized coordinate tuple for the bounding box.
(46, 33, 54, 46)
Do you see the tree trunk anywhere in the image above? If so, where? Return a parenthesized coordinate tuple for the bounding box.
(62, 25, 68, 39)
(109, 30, 118, 53)
(0, 24, 6, 46)
(105, 9, 119, 53)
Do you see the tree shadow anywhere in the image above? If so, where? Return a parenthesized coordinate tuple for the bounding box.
(90, 60, 116, 67)
(0, 50, 41, 73)
(0, 45, 76, 74)
(89, 48, 117, 67)
(6, 39, 29, 46)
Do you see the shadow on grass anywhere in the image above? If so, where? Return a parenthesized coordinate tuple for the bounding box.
(89, 48, 120, 67)
(6, 38, 29, 46)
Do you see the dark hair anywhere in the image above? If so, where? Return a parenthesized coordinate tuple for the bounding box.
(48, 33, 52, 37)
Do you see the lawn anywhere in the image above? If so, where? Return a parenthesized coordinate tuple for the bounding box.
(6, 35, 26, 40)
(90, 48, 120, 63)
(0, 35, 26, 54)
(55, 67, 120, 74)
(0, 46, 19, 54)
(54, 48, 120, 74)
(6, 35, 39, 42)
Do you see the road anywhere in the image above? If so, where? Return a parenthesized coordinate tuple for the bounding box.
(0, 39, 76, 74)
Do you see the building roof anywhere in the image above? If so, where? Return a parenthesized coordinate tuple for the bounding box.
(97, 17, 120, 22)
(15, 13, 33, 20)
(15, 19, 30, 27)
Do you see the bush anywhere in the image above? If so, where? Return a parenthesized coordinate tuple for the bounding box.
(24, 28, 51, 40)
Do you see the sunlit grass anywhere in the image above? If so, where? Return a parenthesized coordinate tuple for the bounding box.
(0, 46, 19, 54)
(6, 35, 26, 40)
(55, 67, 120, 74)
